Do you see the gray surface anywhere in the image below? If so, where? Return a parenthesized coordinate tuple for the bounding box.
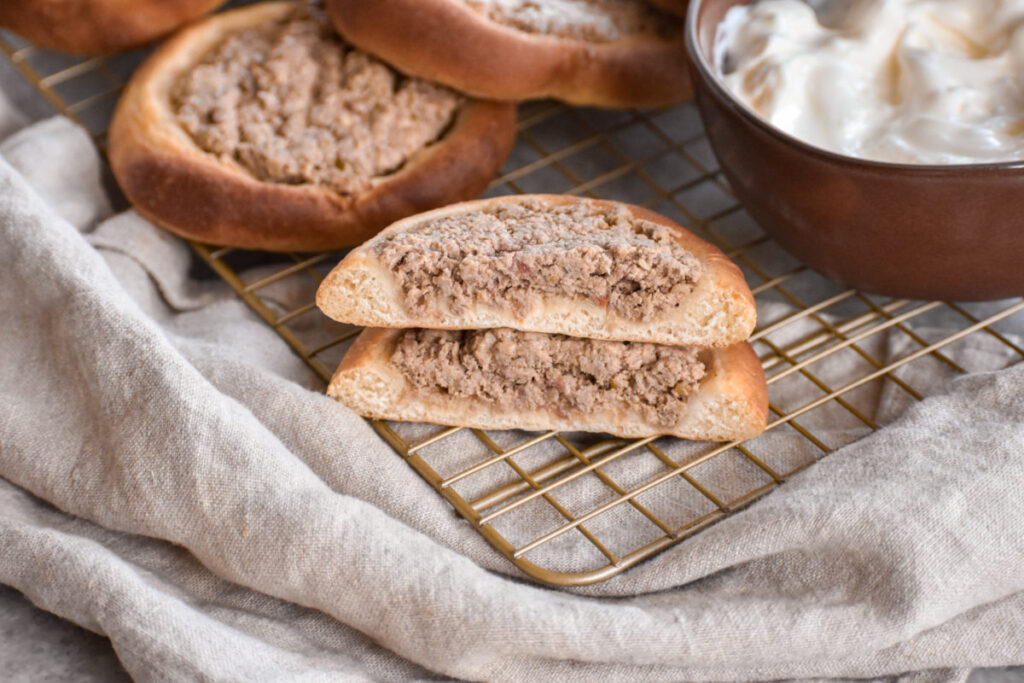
(0, 47, 53, 121)
(973, 671, 1024, 683)
(0, 586, 129, 682)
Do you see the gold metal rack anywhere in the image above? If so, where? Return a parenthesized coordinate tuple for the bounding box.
(4, 18, 1023, 587)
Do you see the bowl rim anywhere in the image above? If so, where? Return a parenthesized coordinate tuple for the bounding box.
(684, 0, 1024, 173)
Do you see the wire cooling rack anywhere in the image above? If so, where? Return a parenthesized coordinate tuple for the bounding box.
(4, 15, 1024, 587)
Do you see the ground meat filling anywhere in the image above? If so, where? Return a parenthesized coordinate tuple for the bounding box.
(462, 0, 682, 42)
(172, 7, 463, 195)
(392, 328, 705, 426)
(376, 200, 704, 321)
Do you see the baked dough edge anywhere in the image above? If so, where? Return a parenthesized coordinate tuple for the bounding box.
(316, 194, 758, 348)
(325, 0, 693, 108)
(108, 1, 518, 252)
(329, 327, 768, 441)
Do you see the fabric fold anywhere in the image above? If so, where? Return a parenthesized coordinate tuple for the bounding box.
(2, 115, 1024, 681)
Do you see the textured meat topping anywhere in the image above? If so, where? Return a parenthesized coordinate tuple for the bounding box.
(391, 328, 706, 427)
(376, 199, 704, 321)
(172, 7, 462, 195)
(463, 0, 682, 42)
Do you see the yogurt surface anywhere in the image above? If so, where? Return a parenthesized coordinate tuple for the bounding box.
(714, 0, 1024, 164)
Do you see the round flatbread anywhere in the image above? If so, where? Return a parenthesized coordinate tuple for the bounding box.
(325, 0, 692, 108)
(109, 2, 517, 251)
(0, 0, 226, 55)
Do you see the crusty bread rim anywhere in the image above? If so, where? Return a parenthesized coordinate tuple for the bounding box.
(329, 328, 768, 441)
(0, 0, 225, 55)
(325, 0, 692, 108)
(108, 1, 517, 252)
(316, 195, 757, 348)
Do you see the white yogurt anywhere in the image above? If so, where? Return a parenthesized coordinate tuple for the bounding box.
(714, 0, 1024, 164)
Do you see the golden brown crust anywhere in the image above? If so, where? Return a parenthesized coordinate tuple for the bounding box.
(0, 0, 225, 55)
(703, 340, 769, 439)
(337, 327, 398, 379)
(316, 194, 757, 347)
(325, 0, 692, 108)
(107, 1, 518, 252)
(329, 328, 767, 441)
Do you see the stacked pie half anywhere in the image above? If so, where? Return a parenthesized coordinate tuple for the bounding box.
(317, 195, 767, 441)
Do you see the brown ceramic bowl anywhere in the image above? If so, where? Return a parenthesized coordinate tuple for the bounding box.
(685, 0, 1024, 301)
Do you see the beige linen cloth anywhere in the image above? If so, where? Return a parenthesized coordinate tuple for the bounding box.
(3, 103, 1024, 681)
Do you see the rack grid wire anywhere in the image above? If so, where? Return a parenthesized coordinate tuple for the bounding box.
(5, 14, 1024, 587)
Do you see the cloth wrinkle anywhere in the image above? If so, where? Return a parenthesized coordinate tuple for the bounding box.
(1, 110, 1024, 682)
